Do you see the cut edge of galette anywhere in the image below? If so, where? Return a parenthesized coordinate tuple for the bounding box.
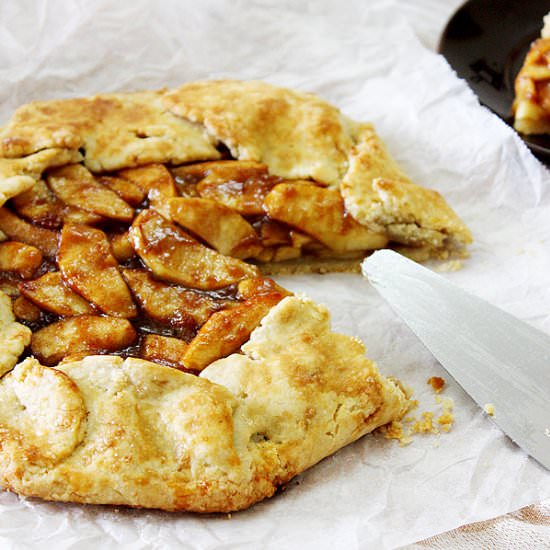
(0, 79, 466, 512)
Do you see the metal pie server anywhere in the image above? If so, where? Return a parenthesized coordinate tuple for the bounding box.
(362, 249, 550, 470)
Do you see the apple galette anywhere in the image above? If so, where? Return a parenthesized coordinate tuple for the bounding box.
(0, 80, 469, 512)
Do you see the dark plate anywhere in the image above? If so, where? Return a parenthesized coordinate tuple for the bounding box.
(438, 0, 550, 158)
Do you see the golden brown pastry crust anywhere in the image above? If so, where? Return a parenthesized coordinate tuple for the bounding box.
(341, 123, 472, 253)
(0, 80, 470, 258)
(163, 80, 352, 186)
(0, 91, 220, 172)
(0, 291, 31, 377)
(0, 149, 82, 206)
(0, 297, 408, 512)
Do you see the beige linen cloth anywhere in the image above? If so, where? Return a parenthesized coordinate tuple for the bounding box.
(397, 0, 550, 546)
(407, 501, 550, 548)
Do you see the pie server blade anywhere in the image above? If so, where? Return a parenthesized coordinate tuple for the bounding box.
(362, 250, 550, 470)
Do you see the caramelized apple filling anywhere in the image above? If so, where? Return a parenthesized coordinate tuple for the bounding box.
(0, 159, 389, 371)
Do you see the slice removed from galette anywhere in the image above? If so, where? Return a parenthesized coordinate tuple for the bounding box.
(0, 80, 468, 512)
(513, 13, 550, 135)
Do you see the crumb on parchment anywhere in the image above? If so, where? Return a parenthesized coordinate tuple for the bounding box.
(378, 376, 454, 446)
(435, 259, 464, 272)
(483, 403, 495, 416)
(427, 376, 445, 393)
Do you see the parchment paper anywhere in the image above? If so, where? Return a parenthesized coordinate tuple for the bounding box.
(1, 1, 549, 548)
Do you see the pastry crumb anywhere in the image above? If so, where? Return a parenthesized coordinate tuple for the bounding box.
(379, 420, 413, 446)
(411, 412, 437, 435)
(437, 398, 454, 432)
(483, 403, 495, 416)
(379, 394, 454, 445)
(427, 376, 445, 393)
(435, 259, 463, 272)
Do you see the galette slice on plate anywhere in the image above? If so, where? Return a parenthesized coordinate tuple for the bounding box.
(513, 12, 550, 135)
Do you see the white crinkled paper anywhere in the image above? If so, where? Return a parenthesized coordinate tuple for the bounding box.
(1, 1, 549, 548)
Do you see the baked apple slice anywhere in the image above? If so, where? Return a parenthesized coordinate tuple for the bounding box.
(97, 176, 146, 206)
(257, 219, 292, 247)
(62, 205, 105, 226)
(237, 277, 291, 300)
(12, 180, 105, 229)
(264, 183, 388, 252)
(12, 296, 41, 322)
(165, 197, 262, 258)
(58, 224, 137, 318)
(129, 209, 259, 290)
(139, 334, 189, 370)
(174, 160, 266, 183)
(12, 179, 106, 226)
(171, 162, 211, 196)
(0, 242, 42, 279)
(20, 272, 94, 316)
(47, 164, 134, 222)
(182, 289, 285, 371)
(194, 160, 282, 215)
(31, 315, 136, 366)
(271, 246, 301, 262)
(11, 180, 64, 228)
(117, 164, 177, 206)
(0, 207, 58, 258)
(122, 268, 226, 328)
(110, 231, 135, 263)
